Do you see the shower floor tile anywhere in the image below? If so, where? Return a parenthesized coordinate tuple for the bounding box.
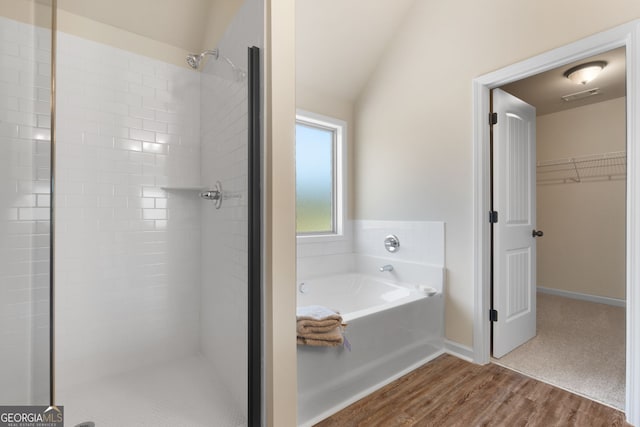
(57, 354, 246, 427)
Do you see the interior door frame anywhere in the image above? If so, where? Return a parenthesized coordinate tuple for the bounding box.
(472, 20, 640, 424)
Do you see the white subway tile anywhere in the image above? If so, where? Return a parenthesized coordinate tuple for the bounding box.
(36, 114, 49, 128)
(130, 128, 155, 142)
(117, 115, 142, 129)
(98, 124, 129, 139)
(154, 133, 178, 144)
(138, 198, 155, 209)
(0, 122, 19, 137)
(142, 97, 168, 112)
(142, 142, 166, 154)
(0, 95, 19, 110)
(142, 74, 167, 91)
(98, 196, 128, 208)
(129, 105, 155, 120)
(115, 91, 142, 108)
(83, 133, 114, 147)
(37, 62, 50, 77)
(142, 187, 165, 198)
(128, 174, 154, 186)
(142, 209, 166, 220)
(113, 207, 142, 220)
(142, 119, 167, 133)
(154, 175, 168, 187)
(3, 208, 18, 221)
(129, 82, 155, 98)
(115, 138, 142, 152)
(18, 207, 49, 221)
(114, 184, 141, 197)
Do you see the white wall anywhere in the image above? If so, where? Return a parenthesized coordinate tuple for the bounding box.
(0, 15, 51, 405)
(54, 31, 202, 390)
(536, 97, 626, 300)
(199, 0, 263, 414)
(353, 0, 640, 347)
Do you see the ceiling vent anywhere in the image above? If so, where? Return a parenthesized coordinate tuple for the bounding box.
(561, 87, 601, 102)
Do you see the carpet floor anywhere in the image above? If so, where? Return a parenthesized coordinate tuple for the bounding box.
(494, 292, 625, 409)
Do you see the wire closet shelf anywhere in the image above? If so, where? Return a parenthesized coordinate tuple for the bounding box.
(537, 151, 627, 185)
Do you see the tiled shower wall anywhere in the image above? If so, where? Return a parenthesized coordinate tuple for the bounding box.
(55, 32, 202, 389)
(199, 0, 263, 412)
(2, 1, 263, 406)
(0, 16, 51, 404)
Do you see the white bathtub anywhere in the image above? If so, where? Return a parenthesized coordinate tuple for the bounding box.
(298, 273, 434, 322)
(297, 271, 444, 426)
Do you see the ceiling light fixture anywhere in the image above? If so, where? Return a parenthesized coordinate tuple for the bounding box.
(564, 61, 607, 85)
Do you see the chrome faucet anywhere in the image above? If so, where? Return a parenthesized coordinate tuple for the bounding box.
(379, 264, 394, 272)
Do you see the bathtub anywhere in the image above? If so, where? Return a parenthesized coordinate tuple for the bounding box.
(297, 271, 444, 426)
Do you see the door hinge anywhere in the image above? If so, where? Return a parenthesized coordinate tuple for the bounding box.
(490, 309, 498, 322)
(489, 211, 498, 223)
(489, 112, 498, 125)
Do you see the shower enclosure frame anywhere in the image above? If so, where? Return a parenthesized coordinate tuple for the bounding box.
(48, 0, 58, 412)
(32, 2, 264, 422)
(248, 45, 263, 426)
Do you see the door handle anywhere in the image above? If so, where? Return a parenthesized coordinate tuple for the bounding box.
(532, 229, 544, 238)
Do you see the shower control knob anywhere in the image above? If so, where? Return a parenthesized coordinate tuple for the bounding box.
(384, 235, 400, 253)
(532, 229, 544, 238)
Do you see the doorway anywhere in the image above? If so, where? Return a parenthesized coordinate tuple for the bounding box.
(489, 47, 626, 409)
(472, 20, 640, 426)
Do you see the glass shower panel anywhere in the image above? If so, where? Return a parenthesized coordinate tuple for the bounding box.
(0, 1, 53, 406)
(51, 0, 263, 425)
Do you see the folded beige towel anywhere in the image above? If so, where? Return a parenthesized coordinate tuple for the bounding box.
(296, 305, 343, 334)
(297, 317, 342, 334)
(296, 326, 344, 347)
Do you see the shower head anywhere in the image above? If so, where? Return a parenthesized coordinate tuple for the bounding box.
(186, 54, 200, 69)
(185, 48, 246, 80)
(186, 49, 219, 70)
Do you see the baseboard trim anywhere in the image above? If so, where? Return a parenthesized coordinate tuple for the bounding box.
(537, 286, 626, 308)
(444, 340, 475, 363)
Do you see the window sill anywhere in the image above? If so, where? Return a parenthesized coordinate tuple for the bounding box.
(296, 233, 348, 244)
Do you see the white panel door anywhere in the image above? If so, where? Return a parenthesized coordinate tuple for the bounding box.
(492, 88, 538, 358)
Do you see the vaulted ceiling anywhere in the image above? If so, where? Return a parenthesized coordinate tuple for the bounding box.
(57, 0, 417, 99)
(56, 1, 625, 113)
(296, 0, 417, 102)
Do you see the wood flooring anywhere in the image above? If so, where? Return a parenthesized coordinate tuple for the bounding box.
(315, 354, 629, 427)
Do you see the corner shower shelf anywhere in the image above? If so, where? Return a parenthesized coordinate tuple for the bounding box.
(161, 186, 206, 191)
(537, 151, 626, 185)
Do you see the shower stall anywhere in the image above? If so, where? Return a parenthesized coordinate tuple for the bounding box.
(0, 1, 264, 426)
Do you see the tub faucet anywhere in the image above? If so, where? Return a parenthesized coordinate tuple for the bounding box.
(379, 264, 394, 272)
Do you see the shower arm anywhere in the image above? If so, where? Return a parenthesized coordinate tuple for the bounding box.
(221, 55, 247, 79)
(201, 49, 219, 60)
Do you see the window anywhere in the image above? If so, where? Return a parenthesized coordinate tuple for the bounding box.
(295, 111, 346, 237)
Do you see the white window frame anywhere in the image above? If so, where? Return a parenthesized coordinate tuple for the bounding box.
(295, 109, 347, 241)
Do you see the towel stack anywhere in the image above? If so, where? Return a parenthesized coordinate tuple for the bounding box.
(296, 305, 345, 347)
